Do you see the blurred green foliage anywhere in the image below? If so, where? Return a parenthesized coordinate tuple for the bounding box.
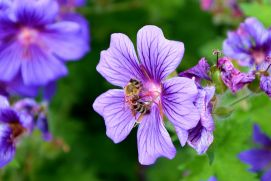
(1, 0, 271, 181)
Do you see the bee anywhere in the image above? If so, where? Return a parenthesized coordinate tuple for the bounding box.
(124, 79, 142, 97)
(132, 100, 151, 115)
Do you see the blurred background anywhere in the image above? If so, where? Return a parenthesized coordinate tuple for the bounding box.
(1, 0, 271, 180)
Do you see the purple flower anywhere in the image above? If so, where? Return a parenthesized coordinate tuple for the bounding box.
(179, 58, 211, 85)
(0, 95, 31, 168)
(0, 0, 89, 86)
(217, 57, 255, 93)
(13, 98, 52, 141)
(208, 176, 217, 181)
(186, 86, 215, 154)
(93, 26, 200, 165)
(223, 18, 271, 68)
(239, 124, 271, 181)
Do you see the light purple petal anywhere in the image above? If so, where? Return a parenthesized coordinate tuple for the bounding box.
(43, 21, 89, 61)
(262, 169, 271, 181)
(196, 87, 215, 131)
(36, 113, 52, 141)
(175, 127, 188, 147)
(0, 95, 9, 108)
(0, 42, 22, 82)
(137, 25, 184, 82)
(253, 124, 271, 147)
(97, 33, 143, 87)
(21, 45, 68, 86)
(137, 105, 176, 165)
(162, 77, 200, 130)
(188, 124, 214, 154)
(239, 149, 271, 171)
(93, 89, 136, 143)
(0, 124, 15, 168)
(260, 75, 271, 97)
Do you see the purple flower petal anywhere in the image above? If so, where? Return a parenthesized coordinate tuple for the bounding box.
(13, 0, 59, 25)
(137, 25, 184, 82)
(188, 123, 214, 154)
(162, 77, 200, 130)
(137, 105, 176, 165)
(44, 21, 89, 61)
(241, 17, 269, 46)
(0, 124, 15, 168)
(0, 95, 9, 108)
(0, 108, 20, 124)
(196, 87, 215, 131)
(260, 75, 271, 97)
(97, 33, 143, 87)
(60, 13, 90, 43)
(239, 149, 271, 171)
(36, 113, 52, 141)
(175, 127, 188, 147)
(0, 43, 22, 82)
(179, 58, 211, 83)
(93, 89, 136, 143)
(262, 169, 271, 181)
(253, 124, 271, 147)
(21, 45, 68, 86)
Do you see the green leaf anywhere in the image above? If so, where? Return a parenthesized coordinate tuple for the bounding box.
(240, 2, 271, 27)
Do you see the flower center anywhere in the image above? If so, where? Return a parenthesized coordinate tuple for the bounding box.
(9, 122, 25, 139)
(18, 27, 39, 46)
(124, 79, 161, 118)
(251, 50, 266, 65)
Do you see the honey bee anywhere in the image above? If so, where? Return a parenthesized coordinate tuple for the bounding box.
(124, 79, 142, 97)
(132, 100, 151, 115)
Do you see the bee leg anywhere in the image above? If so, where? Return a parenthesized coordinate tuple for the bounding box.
(136, 114, 145, 123)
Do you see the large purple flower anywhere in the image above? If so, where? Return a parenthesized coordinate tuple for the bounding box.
(239, 124, 271, 181)
(217, 57, 255, 93)
(0, 95, 32, 168)
(0, 0, 89, 86)
(223, 18, 271, 68)
(93, 26, 200, 165)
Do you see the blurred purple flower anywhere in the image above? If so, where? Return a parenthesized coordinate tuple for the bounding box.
(57, 0, 90, 43)
(93, 25, 200, 165)
(239, 124, 271, 181)
(217, 57, 255, 93)
(185, 86, 215, 154)
(208, 176, 217, 181)
(179, 58, 211, 85)
(200, 0, 214, 11)
(223, 18, 271, 69)
(0, 0, 89, 86)
(13, 98, 52, 141)
(0, 95, 32, 168)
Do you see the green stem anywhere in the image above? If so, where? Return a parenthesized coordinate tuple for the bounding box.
(228, 92, 253, 107)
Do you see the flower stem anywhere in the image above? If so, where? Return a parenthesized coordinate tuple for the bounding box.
(228, 92, 254, 106)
